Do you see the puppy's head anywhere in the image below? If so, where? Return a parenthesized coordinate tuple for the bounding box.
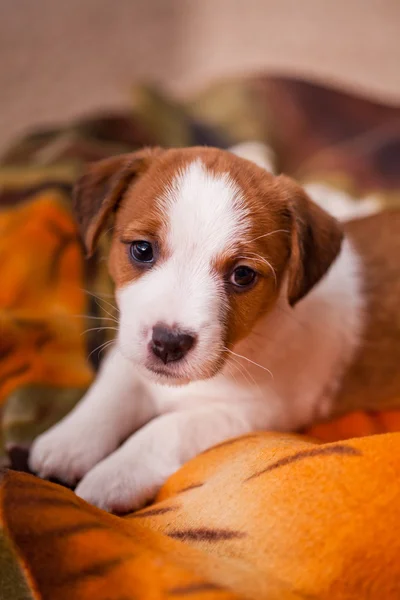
(74, 146, 342, 385)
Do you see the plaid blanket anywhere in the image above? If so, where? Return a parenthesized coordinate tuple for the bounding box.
(1, 76, 400, 599)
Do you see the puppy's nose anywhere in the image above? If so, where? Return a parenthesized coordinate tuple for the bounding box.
(151, 325, 195, 364)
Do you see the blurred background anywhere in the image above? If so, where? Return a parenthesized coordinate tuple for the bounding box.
(1, 0, 400, 154)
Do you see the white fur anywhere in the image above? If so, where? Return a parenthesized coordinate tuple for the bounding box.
(246, 238, 364, 426)
(29, 154, 365, 513)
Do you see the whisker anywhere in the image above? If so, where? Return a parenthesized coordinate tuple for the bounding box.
(82, 289, 119, 312)
(82, 289, 120, 322)
(87, 339, 115, 361)
(247, 229, 290, 244)
(81, 326, 118, 336)
(81, 288, 115, 299)
(72, 314, 119, 323)
(102, 226, 115, 235)
(225, 359, 240, 387)
(223, 347, 274, 379)
(98, 340, 115, 357)
(226, 354, 253, 386)
(94, 300, 119, 323)
(239, 252, 277, 286)
(225, 352, 263, 396)
(232, 356, 258, 387)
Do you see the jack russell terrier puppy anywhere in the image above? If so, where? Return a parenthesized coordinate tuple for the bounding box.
(29, 143, 400, 513)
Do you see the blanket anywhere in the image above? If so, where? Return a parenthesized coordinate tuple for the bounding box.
(1, 76, 400, 599)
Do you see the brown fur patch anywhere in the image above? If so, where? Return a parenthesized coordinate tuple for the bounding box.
(73, 148, 163, 255)
(280, 176, 343, 305)
(335, 209, 400, 413)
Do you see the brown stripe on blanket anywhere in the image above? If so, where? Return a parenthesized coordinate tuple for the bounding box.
(52, 555, 135, 588)
(177, 482, 205, 493)
(168, 582, 223, 595)
(15, 520, 107, 542)
(246, 444, 362, 481)
(7, 495, 84, 510)
(128, 505, 180, 518)
(167, 528, 246, 542)
(4, 474, 69, 492)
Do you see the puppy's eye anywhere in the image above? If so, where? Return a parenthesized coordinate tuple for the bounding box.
(130, 241, 154, 263)
(230, 266, 257, 288)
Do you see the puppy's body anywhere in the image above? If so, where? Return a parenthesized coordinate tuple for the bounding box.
(337, 210, 400, 412)
(29, 145, 400, 512)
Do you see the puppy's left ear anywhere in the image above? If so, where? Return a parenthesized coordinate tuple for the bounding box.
(279, 176, 344, 306)
(73, 147, 163, 256)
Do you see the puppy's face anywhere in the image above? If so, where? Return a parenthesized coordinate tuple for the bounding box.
(74, 147, 342, 385)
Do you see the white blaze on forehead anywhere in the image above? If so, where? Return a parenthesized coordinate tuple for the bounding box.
(162, 160, 250, 261)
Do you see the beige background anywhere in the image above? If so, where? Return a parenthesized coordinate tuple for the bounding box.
(1, 0, 400, 153)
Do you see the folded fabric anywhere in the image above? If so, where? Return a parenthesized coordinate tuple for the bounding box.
(2, 430, 400, 599)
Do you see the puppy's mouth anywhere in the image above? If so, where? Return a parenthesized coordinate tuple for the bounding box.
(144, 360, 193, 386)
(143, 350, 227, 386)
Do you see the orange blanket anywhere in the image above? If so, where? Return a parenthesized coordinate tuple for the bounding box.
(2, 431, 400, 598)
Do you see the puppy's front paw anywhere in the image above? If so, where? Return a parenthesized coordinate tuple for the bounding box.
(75, 454, 179, 513)
(29, 422, 115, 486)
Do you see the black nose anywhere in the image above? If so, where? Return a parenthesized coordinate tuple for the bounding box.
(151, 325, 195, 364)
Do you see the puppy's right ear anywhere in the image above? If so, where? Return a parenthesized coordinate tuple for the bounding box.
(278, 176, 343, 306)
(73, 147, 163, 256)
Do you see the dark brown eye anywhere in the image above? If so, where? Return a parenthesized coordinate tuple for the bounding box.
(230, 266, 257, 288)
(130, 241, 154, 264)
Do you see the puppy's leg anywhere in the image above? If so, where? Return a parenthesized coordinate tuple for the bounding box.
(75, 399, 276, 512)
(29, 347, 156, 485)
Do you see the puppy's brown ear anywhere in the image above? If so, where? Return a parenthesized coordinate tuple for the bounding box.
(73, 147, 163, 256)
(278, 176, 343, 306)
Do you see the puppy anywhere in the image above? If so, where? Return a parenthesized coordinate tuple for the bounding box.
(29, 144, 400, 512)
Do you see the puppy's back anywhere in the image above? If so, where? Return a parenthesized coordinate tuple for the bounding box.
(335, 209, 400, 413)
